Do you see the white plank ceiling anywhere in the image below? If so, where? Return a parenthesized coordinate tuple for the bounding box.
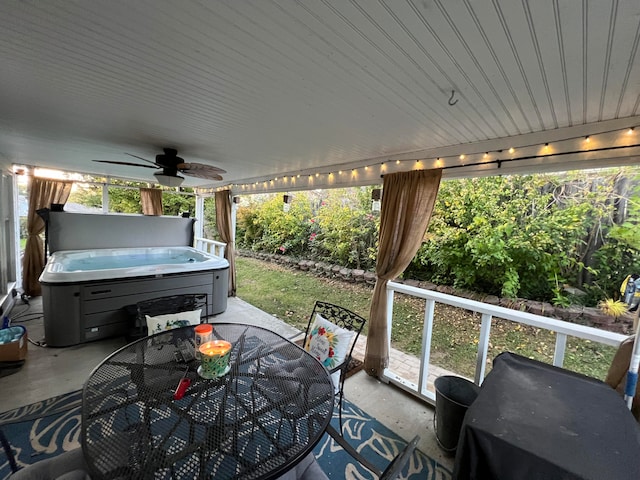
(0, 0, 639, 191)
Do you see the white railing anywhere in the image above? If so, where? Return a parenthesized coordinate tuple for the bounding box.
(382, 281, 627, 406)
(194, 237, 226, 258)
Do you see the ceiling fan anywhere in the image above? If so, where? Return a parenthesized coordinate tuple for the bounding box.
(93, 148, 226, 186)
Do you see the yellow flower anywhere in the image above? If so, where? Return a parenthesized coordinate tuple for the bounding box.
(598, 299, 627, 318)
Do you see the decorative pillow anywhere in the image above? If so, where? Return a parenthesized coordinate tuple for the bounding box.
(304, 313, 354, 371)
(145, 309, 202, 335)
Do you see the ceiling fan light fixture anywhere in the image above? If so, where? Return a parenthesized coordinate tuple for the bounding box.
(154, 172, 184, 187)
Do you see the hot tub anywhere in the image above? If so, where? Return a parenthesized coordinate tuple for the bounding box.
(40, 246, 228, 283)
(39, 246, 229, 347)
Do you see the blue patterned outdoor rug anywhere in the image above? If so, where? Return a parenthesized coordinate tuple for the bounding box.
(0, 391, 452, 480)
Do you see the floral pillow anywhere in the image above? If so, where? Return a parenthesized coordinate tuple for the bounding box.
(304, 313, 354, 371)
(145, 309, 202, 335)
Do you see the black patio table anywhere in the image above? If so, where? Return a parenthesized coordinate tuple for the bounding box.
(453, 352, 640, 480)
(81, 323, 334, 480)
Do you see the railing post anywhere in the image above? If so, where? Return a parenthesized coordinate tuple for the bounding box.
(195, 195, 204, 239)
(386, 287, 395, 359)
(475, 313, 493, 385)
(419, 299, 435, 397)
(554, 333, 567, 367)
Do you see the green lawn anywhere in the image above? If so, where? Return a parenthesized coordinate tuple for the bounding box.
(236, 256, 616, 380)
(236, 256, 374, 333)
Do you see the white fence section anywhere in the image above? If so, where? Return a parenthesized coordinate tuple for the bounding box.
(382, 281, 627, 406)
(194, 237, 226, 258)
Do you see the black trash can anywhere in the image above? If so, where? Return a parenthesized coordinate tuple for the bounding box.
(434, 375, 480, 455)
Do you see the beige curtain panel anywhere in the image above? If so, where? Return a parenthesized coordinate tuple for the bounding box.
(22, 176, 73, 297)
(215, 190, 237, 297)
(364, 169, 443, 377)
(140, 188, 163, 215)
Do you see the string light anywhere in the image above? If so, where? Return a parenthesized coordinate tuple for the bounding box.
(230, 126, 636, 192)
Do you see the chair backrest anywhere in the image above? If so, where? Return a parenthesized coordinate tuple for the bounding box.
(304, 301, 366, 372)
(325, 424, 419, 480)
(137, 293, 208, 320)
(379, 435, 420, 480)
(605, 335, 640, 421)
(305, 301, 366, 342)
(131, 293, 209, 339)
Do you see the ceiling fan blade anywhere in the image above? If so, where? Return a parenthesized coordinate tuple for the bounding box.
(181, 170, 223, 181)
(92, 160, 157, 169)
(178, 163, 225, 181)
(125, 153, 159, 166)
(178, 162, 226, 174)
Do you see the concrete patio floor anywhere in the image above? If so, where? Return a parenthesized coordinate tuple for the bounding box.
(0, 295, 455, 471)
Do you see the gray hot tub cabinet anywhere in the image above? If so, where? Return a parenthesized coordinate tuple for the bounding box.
(41, 268, 229, 347)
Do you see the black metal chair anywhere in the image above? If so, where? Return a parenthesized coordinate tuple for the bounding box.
(604, 335, 640, 421)
(127, 293, 209, 341)
(325, 424, 420, 479)
(303, 301, 366, 433)
(0, 428, 19, 474)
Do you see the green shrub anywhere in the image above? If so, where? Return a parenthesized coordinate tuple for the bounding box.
(236, 194, 313, 256)
(313, 189, 379, 269)
(235, 169, 640, 306)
